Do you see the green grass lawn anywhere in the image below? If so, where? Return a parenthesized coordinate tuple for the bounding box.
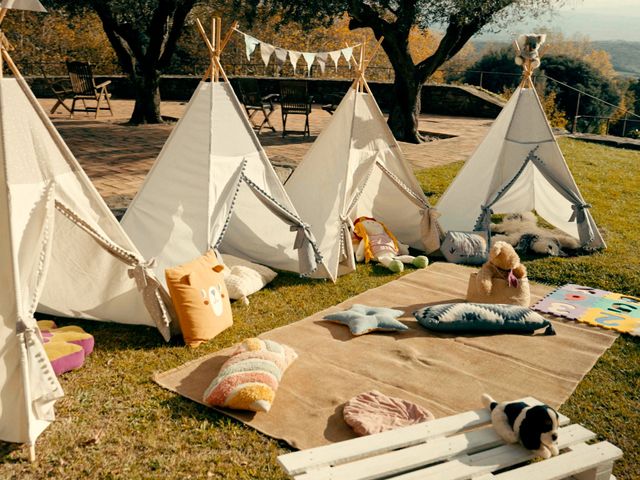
(1, 138, 638, 479)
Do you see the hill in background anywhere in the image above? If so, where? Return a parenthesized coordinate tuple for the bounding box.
(592, 41, 640, 77)
(473, 40, 640, 79)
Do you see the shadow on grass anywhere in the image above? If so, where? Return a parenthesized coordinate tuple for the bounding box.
(0, 442, 21, 464)
(33, 313, 174, 352)
(160, 394, 254, 430)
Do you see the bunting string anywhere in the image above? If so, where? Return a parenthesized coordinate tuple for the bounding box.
(234, 27, 360, 75)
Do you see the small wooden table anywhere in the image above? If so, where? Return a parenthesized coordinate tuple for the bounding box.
(277, 396, 622, 480)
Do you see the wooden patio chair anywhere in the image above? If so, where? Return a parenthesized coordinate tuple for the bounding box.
(65, 60, 113, 118)
(279, 80, 313, 137)
(40, 64, 73, 115)
(235, 77, 278, 134)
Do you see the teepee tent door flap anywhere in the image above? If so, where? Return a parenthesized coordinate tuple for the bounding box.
(286, 82, 436, 281)
(121, 18, 325, 281)
(437, 85, 604, 250)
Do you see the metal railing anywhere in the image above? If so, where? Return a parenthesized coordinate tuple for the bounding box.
(25, 57, 639, 137)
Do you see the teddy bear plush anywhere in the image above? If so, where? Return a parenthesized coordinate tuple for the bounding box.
(352, 217, 429, 273)
(477, 241, 527, 295)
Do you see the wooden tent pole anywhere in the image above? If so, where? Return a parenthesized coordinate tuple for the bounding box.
(196, 18, 216, 81)
(196, 17, 237, 84)
(358, 37, 365, 92)
(345, 42, 360, 91)
(362, 36, 384, 74)
(0, 7, 6, 76)
(211, 17, 217, 81)
(220, 21, 238, 51)
(216, 17, 222, 82)
(216, 17, 222, 56)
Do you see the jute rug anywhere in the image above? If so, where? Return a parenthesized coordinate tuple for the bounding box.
(154, 263, 618, 450)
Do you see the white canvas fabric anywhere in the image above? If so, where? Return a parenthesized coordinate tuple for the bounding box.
(121, 81, 324, 282)
(242, 33, 260, 61)
(302, 52, 316, 76)
(0, 75, 171, 447)
(315, 52, 328, 74)
(285, 88, 435, 281)
(274, 47, 288, 65)
(329, 50, 342, 71)
(436, 85, 604, 249)
(289, 51, 302, 72)
(0, 0, 46, 12)
(341, 47, 353, 67)
(259, 43, 275, 67)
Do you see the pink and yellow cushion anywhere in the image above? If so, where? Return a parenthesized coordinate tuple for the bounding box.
(165, 251, 233, 348)
(203, 338, 297, 413)
(38, 320, 94, 375)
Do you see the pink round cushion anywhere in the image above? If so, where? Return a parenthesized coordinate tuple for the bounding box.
(343, 390, 435, 436)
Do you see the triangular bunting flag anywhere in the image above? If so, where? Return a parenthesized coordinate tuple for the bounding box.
(243, 33, 260, 61)
(260, 43, 276, 67)
(289, 51, 302, 72)
(302, 52, 316, 76)
(342, 47, 353, 68)
(316, 52, 328, 74)
(329, 50, 342, 71)
(274, 47, 288, 65)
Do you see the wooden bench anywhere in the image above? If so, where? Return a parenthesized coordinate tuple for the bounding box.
(277, 397, 622, 480)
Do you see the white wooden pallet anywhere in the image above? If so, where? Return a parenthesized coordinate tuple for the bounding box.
(277, 397, 622, 480)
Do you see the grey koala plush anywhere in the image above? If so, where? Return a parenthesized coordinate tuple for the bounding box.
(515, 34, 546, 69)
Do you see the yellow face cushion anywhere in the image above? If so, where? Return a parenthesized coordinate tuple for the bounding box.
(165, 251, 233, 348)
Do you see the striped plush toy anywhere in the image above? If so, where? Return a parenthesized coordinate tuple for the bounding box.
(203, 338, 297, 413)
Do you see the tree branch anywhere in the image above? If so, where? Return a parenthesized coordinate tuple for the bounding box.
(415, 0, 516, 81)
(91, 3, 136, 74)
(414, 18, 477, 80)
(144, 0, 173, 71)
(158, 0, 196, 69)
(347, 0, 390, 37)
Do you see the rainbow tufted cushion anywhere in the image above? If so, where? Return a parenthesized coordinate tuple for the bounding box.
(38, 320, 95, 375)
(203, 338, 297, 413)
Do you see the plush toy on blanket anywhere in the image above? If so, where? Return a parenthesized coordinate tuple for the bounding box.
(352, 217, 428, 273)
(478, 241, 527, 292)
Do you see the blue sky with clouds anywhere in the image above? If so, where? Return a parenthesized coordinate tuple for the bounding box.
(476, 0, 640, 41)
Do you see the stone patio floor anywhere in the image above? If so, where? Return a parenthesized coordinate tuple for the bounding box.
(38, 98, 493, 210)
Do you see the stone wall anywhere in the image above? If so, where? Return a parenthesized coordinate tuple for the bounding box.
(27, 75, 505, 118)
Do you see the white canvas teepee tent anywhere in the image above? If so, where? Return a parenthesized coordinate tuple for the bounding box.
(121, 18, 325, 280)
(0, 0, 171, 459)
(437, 35, 604, 250)
(285, 40, 439, 281)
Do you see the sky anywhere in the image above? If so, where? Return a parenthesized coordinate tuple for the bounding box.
(475, 0, 640, 42)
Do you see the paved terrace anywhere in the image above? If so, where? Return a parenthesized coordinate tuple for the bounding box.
(38, 98, 493, 210)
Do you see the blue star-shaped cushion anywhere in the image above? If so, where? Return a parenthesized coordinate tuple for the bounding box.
(324, 304, 408, 336)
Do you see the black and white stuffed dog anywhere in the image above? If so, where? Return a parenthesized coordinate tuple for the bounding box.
(482, 394, 560, 459)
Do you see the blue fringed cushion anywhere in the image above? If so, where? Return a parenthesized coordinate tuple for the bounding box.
(414, 303, 555, 335)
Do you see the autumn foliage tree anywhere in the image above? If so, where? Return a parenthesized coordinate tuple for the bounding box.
(237, 0, 560, 142)
(2, 7, 118, 75)
(47, 0, 201, 124)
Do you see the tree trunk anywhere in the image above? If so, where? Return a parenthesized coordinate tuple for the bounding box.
(129, 68, 162, 124)
(388, 69, 423, 143)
